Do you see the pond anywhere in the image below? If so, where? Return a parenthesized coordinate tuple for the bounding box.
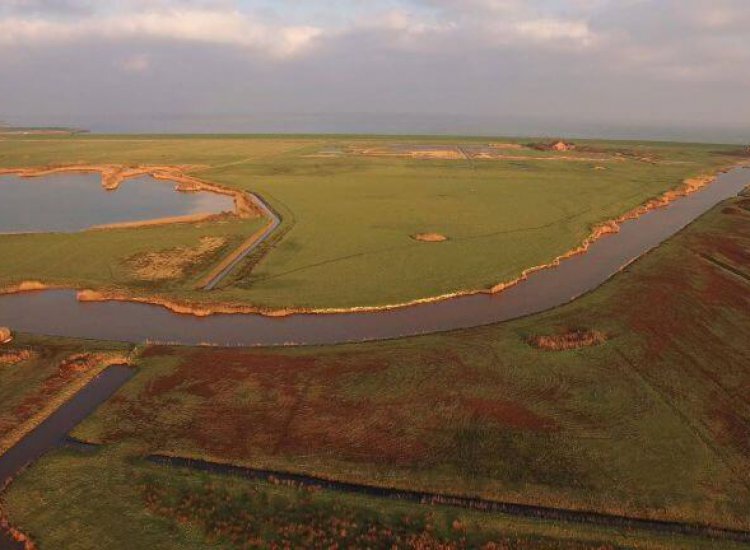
(0, 173, 235, 234)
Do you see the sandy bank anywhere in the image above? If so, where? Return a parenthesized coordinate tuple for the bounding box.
(0, 282, 61, 296)
(89, 213, 224, 231)
(412, 233, 448, 242)
(486, 173, 721, 294)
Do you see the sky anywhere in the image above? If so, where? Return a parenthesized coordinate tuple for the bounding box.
(1, 0, 749, 139)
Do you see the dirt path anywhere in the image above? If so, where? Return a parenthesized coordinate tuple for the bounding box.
(199, 192, 281, 290)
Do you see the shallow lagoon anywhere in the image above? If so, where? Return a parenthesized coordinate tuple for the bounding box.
(0, 173, 234, 234)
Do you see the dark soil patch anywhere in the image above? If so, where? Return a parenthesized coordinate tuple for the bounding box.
(462, 398, 558, 431)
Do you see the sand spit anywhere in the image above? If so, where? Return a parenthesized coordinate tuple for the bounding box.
(412, 233, 448, 242)
(488, 143, 525, 150)
(470, 152, 622, 162)
(76, 290, 290, 317)
(0, 165, 259, 220)
(89, 213, 224, 231)
(353, 147, 465, 160)
(0, 281, 61, 296)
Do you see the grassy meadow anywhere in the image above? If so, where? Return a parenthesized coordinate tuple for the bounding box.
(0, 134, 746, 309)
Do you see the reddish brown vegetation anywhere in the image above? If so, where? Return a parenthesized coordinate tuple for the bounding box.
(610, 198, 750, 483)
(528, 330, 607, 352)
(462, 398, 558, 430)
(57, 353, 100, 376)
(130, 351, 432, 465)
(72, 195, 750, 531)
(0, 353, 100, 438)
(95, 346, 562, 471)
(0, 349, 34, 367)
(141, 478, 610, 550)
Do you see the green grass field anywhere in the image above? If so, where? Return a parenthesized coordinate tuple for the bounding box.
(1, 135, 745, 309)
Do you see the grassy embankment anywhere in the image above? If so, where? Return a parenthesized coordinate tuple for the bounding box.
(0, 335, 132, 455)
(0, 135, 745, 310)
(2, 192, 748, 548)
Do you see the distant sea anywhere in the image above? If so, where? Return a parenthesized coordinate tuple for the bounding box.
(4, 112, 748, 144)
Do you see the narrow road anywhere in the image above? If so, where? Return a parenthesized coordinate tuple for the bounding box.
(201, 192, 281, 291)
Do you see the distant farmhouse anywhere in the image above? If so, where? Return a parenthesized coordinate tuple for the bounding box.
(529, 139, 577, 152)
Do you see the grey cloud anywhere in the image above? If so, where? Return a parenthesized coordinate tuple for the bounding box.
(0, 1, 748, 140)
(1, 0, 93, 16)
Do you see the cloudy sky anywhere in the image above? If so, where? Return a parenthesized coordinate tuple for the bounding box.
(1, 0, 748, 138)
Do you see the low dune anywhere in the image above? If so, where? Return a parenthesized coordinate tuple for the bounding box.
(412, 233, 448, 242)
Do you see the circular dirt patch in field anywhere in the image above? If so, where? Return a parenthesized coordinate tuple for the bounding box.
(412, 233, 448, 243)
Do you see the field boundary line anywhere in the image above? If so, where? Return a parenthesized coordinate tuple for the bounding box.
(144, 452, 750, 543)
